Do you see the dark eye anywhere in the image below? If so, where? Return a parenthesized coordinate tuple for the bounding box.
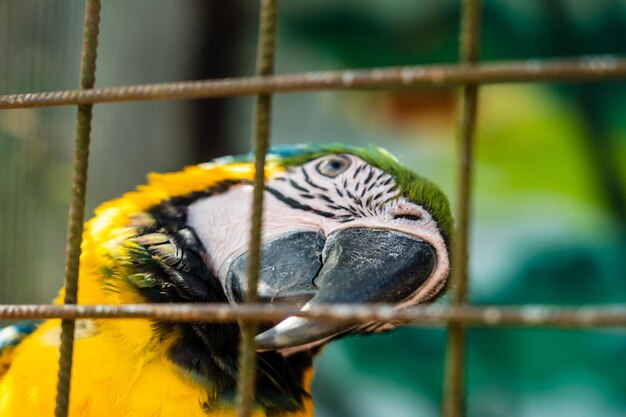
(316, 155, 351, 178)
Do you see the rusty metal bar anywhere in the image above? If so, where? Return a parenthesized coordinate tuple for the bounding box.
(1, 303, 625, 328)
(55, 1, 101, 417)
(1, 57, 626, 110)
(443, 1, 482, 416)
(235, 1, 278, 416)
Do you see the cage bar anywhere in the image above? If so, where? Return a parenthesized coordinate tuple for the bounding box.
(53, 1, 101, 417)
(1, 303, 626, 327)
(1, 57, 626, 110)
(235, 0, 278, 416)
(443, 0, 483, 416)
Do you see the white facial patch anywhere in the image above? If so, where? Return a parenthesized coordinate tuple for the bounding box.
(187, 185, 324, 285)
(186, 154, 449, 307)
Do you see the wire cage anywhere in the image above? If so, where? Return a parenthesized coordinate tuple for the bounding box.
(1, 1, 626, 416)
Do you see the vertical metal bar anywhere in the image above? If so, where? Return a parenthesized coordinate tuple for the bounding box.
(54, 1, 101, 417)
(235, 0, 278, 416)
(442, 0, 482, 416)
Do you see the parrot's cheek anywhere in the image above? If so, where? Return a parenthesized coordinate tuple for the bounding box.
(242, 227, 438, 352)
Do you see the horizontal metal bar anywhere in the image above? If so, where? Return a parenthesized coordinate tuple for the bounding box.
(0, 303, 625, 328)
(1, 56, 625, 110)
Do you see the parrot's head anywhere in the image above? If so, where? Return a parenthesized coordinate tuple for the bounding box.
(189, 144, 453, 351)
(83, 143, 452, 409)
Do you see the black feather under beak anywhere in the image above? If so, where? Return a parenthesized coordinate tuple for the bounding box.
(226, 227, 437, 351)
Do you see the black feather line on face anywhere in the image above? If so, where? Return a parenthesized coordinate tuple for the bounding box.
(125, 180, 311, 412)
(316, 193, 334, 204)
(363, 168, 375, 185)
(352, 164, 364, 178)
(289, 179, 309, 193)
(365, 180, 379, 193)
(336, 215, 355, 223)
(345, 189, 356, 201)
(375, 194, 400, 211)
(301, 167, 328, 192)
(266, 187, 336, 218)
(352, 205, 368, 217)
(371, 190, 386, 201)
(325, 203, 354, 215)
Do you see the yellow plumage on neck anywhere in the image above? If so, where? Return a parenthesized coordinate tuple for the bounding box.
(0, 161, 314, 417)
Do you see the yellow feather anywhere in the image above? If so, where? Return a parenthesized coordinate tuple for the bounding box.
(0, 162, 315, 416)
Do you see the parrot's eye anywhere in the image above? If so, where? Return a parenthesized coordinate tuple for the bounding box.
(315, 155, 351, 178)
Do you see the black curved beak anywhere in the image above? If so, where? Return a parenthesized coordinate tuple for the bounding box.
(226, 227, 437, 351)
(226, 231, 325, 306)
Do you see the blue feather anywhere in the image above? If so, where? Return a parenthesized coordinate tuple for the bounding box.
(206, 143, 358, 167)
(0, 322, 38, 351)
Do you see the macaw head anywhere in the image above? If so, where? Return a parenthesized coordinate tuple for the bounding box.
(81, 143, 452, 409)
(188, 144, 453, 351)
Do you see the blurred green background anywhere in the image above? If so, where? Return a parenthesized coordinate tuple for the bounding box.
(1, 1, 625, 416)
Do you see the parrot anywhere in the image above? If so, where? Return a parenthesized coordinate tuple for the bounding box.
(0, 143, 452, 417)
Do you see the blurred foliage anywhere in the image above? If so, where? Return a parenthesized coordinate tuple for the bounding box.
(275, 1, 626, 416)
(0, 0, 199, 305)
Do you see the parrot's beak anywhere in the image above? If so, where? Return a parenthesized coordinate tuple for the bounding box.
(226, 230, 324, 307)
(226, 227, 437, 351)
